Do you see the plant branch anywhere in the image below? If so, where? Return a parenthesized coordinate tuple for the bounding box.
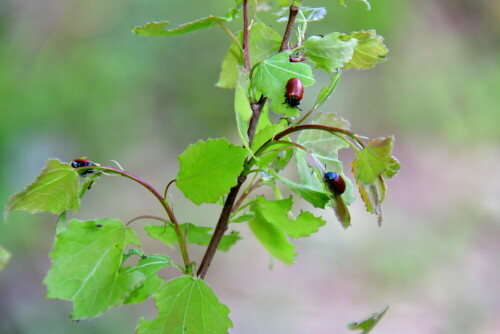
(279, 4, 300, 52)
(80, 166, 191, 271)
(197, 175, 247, 279)
(126, 215, 172, 227)
(232, 178, 261, 213)
(243, 0, 251, 72)
(212, 18, 243, 53)
(247, 95, 267, 146)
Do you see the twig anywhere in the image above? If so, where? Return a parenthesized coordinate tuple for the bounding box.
(279, 5, 300, 52)
(243, 0, 251, 72)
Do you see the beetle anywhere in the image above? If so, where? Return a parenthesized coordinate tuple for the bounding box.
(71, 158, 96, 177)
(284, 77, 304, 108)
(323, 172, 346, 195)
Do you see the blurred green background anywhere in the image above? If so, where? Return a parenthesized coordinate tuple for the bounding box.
(1, 0, 499, 333)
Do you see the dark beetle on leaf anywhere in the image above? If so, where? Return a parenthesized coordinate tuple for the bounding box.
(323, 172, 346, 195)
(284, 77, 304, 108)
(71, 158, 97, 177)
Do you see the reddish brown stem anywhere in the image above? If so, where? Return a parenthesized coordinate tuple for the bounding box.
(279, 5, 300, 52)
(243, 0, 251, 72)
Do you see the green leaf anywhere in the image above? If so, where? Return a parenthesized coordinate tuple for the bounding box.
(339, 30, 388, 69)
(277, 6, 327, 23)
(352, 163, 382, 223)
(217, 22, 282, 89)
(315, 71, 342, 109)
(248, 199, 296, 265)
(297, 114, 355, 205)
(337, 0, 371, 10)
(123, 254, 171, 305)
(137, 275, 232, 334)
(273, 173, 330, 209)
(44, 219, 145, 319)
(230, 211, 255, 223)
(254, 196, 326, 238)
(253, 52, 315, 116)
(145, 223, 240, 252)
(352, 136, 394, 184)
(234, 78, 253, 147)
(383, 156, 400, 179)
(0, 244, 11, 273)
(5, 159, 79, 218)
(304, 33, 357, 73)
(132, 8, 238, 37)
(348, 306, 389, 333)
(177, 138, 248, 205)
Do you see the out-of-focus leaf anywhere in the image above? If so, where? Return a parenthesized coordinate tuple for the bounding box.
(248, 200, 296, 265)
(277, 6, 327, 23)
(231, 212, 255, 223)
(383, 156, 400, 179)
(339, 30, 388, 69)
(304, 33, 357, 73)
(177, 138, 248, 204)
(44, 219, 144, 319)
(352, 163, 383, 224)
(352, 136, 394, 184)
(217, 22, 281, 89)
(0, 244, 11, 273)
(253, 52, 314, 116)
(123, 254, 171, 305)
(5, 159, 79, 218)
(348, 306, 389, 333)
(315, 71, 342, 109)
(136, 276, 232, 334)
(132, 8, 239, 37)
(145, 223, 240, 252)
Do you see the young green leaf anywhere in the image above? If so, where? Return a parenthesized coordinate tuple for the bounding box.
(5, 159, 79, 218)
(352, 136, 394, 184)
(44, 219, 145, 319)
(254, 195, 326, 238)
(383, 156, 401, 179)
(304, 33, 357, 73)
(132, 8, 238, 37)
(0, 244, 11, 273)
(348, 306, 389, 333)
(234, 78, 253, 147)
(352, 162, 382, 224)
(136, 275, 232, 334)
(123, 254, 172, 305)
(277, 6, 327, 23)
(314, 71, 341, 109)
(230, 211, 255, 223)
(248, 199, 297, 265)
(176, 138, 248, 205)
(339, 30, 388, 69)
(273, 173, 330, 209)
(253, 52, 314, 116)
(217, 22, 282, 89)
(145, 223, 240, 252)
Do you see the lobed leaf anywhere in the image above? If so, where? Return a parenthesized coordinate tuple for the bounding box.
(304, 33, 357, 73)
(254, 196, 326, 239)
(352, 136, 394, 185)
(273, 173, 330, 209)
(44, 219, 144, 319)
(5, 159, 79, 218)
(132, 8, 238, 37)
(348, 306, 389, 333)
(136, 275, 232, 334)
(217, 22, 282, 89)
(339, 30, 388, 69)
(383, 156, 401, 179)
(253, 52, 314, 116)
(176, 138, 248, 205)
(123, 254, 172, 305)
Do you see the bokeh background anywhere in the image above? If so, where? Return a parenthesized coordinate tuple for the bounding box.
(1, 0, 499, 333)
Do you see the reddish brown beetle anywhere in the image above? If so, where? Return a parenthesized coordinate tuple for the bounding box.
(284, 77, 304, 108)
(323, 172, 346, 195)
